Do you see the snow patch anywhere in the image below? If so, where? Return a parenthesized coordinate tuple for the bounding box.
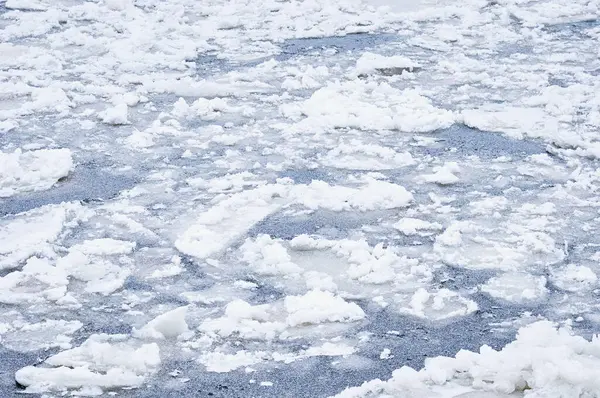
(0, 148, 73, 198)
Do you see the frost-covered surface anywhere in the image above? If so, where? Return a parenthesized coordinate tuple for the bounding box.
(3, 0, 600, 396)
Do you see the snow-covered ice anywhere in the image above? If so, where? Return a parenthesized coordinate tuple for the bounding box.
(3, 0, 600, 396)
(0, 148, 73, 198)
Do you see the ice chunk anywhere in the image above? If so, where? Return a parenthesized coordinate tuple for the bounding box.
(0, 148, 73, 198)
(0, 203, 88, 270)
(399, 288, 478, 321)
(551, 264, 597, 293)
(240, 235, 303, 276)
(284, 290, 365, 327)
(0, 120, 18, 133)
(176, 185, 283, 259)
(125, 130, 155, 149)
(354, 52, 421, 76)
(379, 348, 392, 360)
(394, 218, 443, 235)
(15, 334, 160, 393)
(5, 0, 48, 10)
(26, 87, 72, 114)
(134, 306, 190, 339)
(0, 257, 69, 304)
(99, 103, 129, 125)
(281, 80, 455, 133)
(321, 140, 415, 170)
(0, 318, 82, 352)
(199, 350, 269, 373)
(469, 196, 508, 216)
(69, 238, 136, 256)
(171, 97, 229, 120)
(332, 321, 600, 397)
(290, 179, 413, 212)
(199, 300, 285, 340)
(481, 273, 548, 303)
(421, 162, 460, 185)
(461, 106, 557, 141)
(201, 291, 365, 341)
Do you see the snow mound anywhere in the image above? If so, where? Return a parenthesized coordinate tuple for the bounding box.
(0, 148, 73, 198)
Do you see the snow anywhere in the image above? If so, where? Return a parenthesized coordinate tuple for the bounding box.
(0, 203, 89, 270)
(482, 273, 548, 303)
(175, 185, 283, 259)
(354, 52, 420, 76)
(321, 140, 415, 171)
(281, 80, 455, 134)
(99, 103, 129, 125)
(551, 264, 598, 293)
(399, 288, 478, 321)
(134, 306, 190, 339)
(332, 321, 600, 398)
(16, 334, 160, 393)
(421, 162, 461, 185)
(284, 290, 366, 327)
(0, 148, 73, 197)
(394, 218, 443, 235)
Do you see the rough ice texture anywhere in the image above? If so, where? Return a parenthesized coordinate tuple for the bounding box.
(0, 148, 73, 197)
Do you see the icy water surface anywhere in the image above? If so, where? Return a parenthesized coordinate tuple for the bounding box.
(2, 1, 600, 397)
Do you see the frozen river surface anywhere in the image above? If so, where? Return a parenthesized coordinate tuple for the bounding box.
(2, 0, 600, 397)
